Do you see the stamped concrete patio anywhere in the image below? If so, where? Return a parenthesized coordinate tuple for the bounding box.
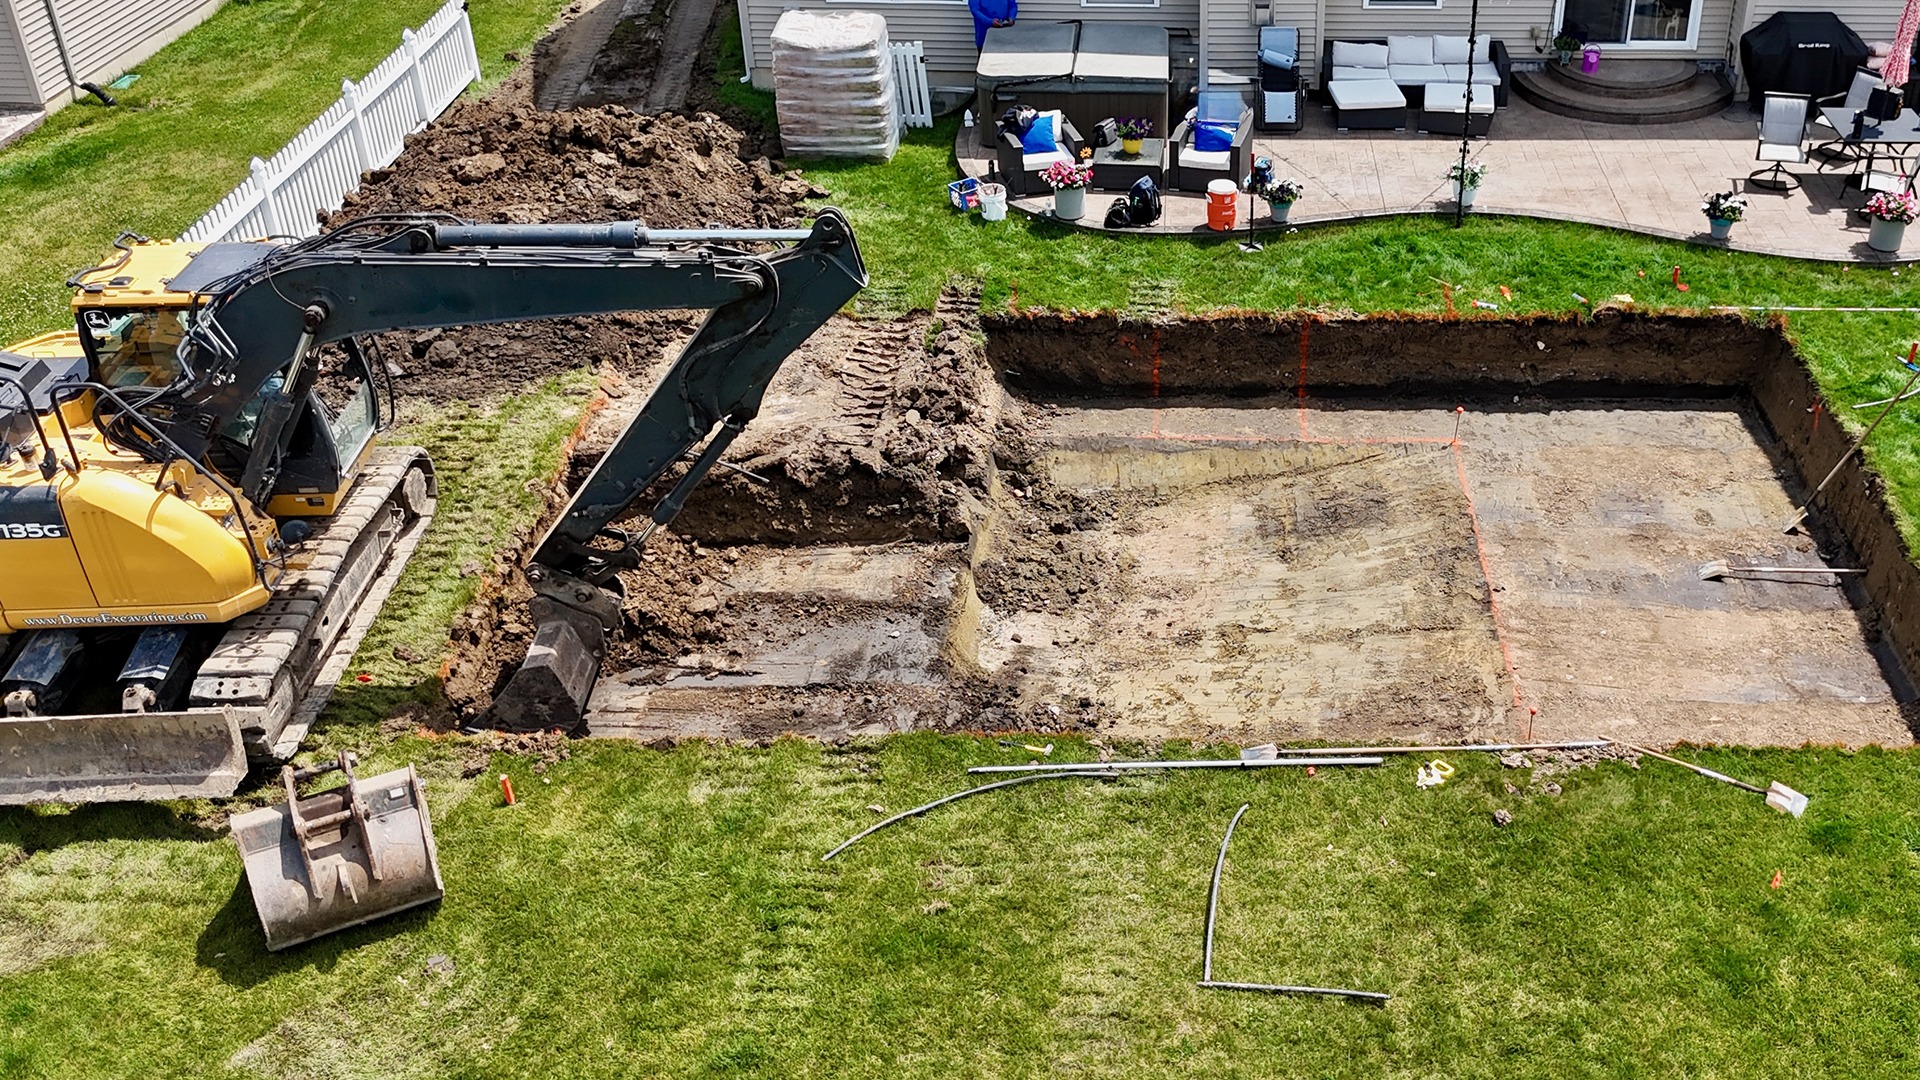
(958, 96, 1912, 263)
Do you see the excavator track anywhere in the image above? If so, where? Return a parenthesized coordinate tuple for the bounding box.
(0, 447, 435, 804)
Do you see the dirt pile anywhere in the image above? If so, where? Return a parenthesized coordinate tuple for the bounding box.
(323, 83, 823, 402)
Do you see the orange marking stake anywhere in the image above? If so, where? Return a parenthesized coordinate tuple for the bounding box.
(1769, 869, 1783, 890)
(1672, 265, 1689, 292)
(500, 774, 517, 806)
(1451, 405, 1465, 445)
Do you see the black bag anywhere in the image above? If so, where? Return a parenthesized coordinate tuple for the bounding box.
(1103, 197, 1132, 228)
(999, 105, 1038, 135)
(1125, 175, 1162, 226)
(1091, 118, 1118, 148)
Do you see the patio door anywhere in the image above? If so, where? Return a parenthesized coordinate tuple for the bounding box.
(1558, 0, 1697, 49)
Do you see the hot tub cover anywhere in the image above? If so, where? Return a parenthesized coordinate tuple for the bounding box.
(1072, 23, 1171, 83)
(977, 21, 1079, 79)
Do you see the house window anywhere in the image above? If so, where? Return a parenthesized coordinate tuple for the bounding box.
(1362, 0, 1442, 8)
(1081, 0, 1161, 8)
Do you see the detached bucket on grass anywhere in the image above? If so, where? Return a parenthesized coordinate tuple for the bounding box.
(980, 182, 1007, 221)
(232, 752, 443, 951)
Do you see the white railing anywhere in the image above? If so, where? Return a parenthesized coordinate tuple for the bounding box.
(180, 0, 482, 243)
(890, 41, 932, 129)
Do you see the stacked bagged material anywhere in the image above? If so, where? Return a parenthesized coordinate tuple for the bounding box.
(772, 10, 899, 161)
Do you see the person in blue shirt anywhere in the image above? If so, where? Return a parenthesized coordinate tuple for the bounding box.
(970, 0, 1016, 50)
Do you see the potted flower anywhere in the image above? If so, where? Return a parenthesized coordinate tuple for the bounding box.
(1253, 175, 1304, 223)
(1448, 160, 1487, 208)
(1115, 116, 1153, 156)
(1865, 190, 1917, 252)
(1042, 158, 1096, 221)
(1701, 191, 1747, 241)
(1552, 31, 1582, 66)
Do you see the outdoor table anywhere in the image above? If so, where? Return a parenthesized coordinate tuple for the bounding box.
(1090, 138, 1165, 190)
(1817, 106, 1920, 195)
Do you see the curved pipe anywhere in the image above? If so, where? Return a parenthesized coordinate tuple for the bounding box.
(821, 770, 1118, 861)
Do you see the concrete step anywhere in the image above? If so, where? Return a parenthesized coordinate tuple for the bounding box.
(1543, 58, 1700, 99)
(1513, 67, 1734, 124)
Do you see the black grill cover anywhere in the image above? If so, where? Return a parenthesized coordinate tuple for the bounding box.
(1740, 12, 1869, 110)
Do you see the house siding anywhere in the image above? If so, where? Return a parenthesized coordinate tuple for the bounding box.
(747, 0, 1202, 87)
(3, 0, 223, 109)
(1319, 0, 1737, 69)
(0, 2, 40, 106)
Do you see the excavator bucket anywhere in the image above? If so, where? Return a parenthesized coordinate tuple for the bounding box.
(0, 707, 248, 804)
(231, 752, 442, 951)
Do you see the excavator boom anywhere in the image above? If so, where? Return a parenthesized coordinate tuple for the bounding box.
(0, 210, 865, 802)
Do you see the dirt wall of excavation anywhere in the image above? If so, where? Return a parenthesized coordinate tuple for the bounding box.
(982, 310, 1790, 396)
(984, 309, 1920, 706)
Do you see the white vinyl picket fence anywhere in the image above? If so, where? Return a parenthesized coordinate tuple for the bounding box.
(890, 41, 932, 129)
(180, 0, 482, 243)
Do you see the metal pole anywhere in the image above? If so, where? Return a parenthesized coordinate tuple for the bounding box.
(820, 770, 1118, 861)
(1275, 740, 1607, 756)
(1454, 0, 1484, 228)
(968, 756, 1384, 775)
(1200, 979, 1392, 1002)
(1783, 354, 1920, 533)
(1197, 803, 1391, 1003)
(1201, 804, 1250, 982)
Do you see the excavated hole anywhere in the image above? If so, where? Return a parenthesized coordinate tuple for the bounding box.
(444, 308, 1920, 748)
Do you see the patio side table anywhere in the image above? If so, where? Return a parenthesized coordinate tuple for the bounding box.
(1091, 139, 1166, 191)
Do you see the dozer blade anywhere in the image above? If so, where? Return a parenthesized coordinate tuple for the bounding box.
(232, 754, 442, 951)
(0, 706, 248, 804)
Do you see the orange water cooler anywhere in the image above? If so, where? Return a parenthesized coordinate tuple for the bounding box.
(1206, 179, 1238, 231)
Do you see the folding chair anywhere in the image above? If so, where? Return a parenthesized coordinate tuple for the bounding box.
(1812, 69, 1881, 164)
(1749, 92, 1810, 192)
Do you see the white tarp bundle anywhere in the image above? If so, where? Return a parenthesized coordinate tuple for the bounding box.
(771, 10, 899, 161)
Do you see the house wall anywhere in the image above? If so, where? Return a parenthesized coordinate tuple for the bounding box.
(746, 0, 1203, 87)
(0, 0, 224, 110)
(0, 2, 38, 107)
(1318, 0, 1736, 71)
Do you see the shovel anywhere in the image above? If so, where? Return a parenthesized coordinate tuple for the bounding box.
(1616, 742, 1808, 817)
(1698, 561, 1863, 581)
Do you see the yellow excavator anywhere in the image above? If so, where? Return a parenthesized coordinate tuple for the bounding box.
(0, 211, 866, 804)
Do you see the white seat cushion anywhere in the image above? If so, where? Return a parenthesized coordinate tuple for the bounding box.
(1331, 41, 1389, 69)
(1022, 149, 1071, 171)
(1441, 63, 1502, 84)
(1329, 79, 1406, 110)
(1387, 35, 1434, 65)
(1389, 63, 1449, 84)
(1422, 83, 1495, 113)
(1756, 143, 1808, 164)
(1332, 66, 1382, 83)
(1181, 148, 1233, 170)
(1263, 90, 1298, 122)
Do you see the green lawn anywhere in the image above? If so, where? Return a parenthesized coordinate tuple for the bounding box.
(0, 0, 568, 343)
(1, 736, 1913, 1078)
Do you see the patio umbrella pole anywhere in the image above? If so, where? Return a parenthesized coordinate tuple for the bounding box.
(1454, 0, 1483, 228)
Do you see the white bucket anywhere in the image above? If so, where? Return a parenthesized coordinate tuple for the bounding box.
(980, 182, 1007, 221)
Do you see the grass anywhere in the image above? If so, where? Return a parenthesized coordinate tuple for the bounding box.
(0, 736, 1913, 1077)
(0, 0, 569, 343)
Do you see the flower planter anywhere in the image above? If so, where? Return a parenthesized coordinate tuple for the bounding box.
(1557, 50, 1574, 66)
(1270, 199, 1293, 223)
(1708, 217, 1733, 241)
(1453, 181, 1478, 208)
(1053, 184, 1087, 221)
(1870, 216, 1907, 253)
(1121, 137, 1144, 156)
